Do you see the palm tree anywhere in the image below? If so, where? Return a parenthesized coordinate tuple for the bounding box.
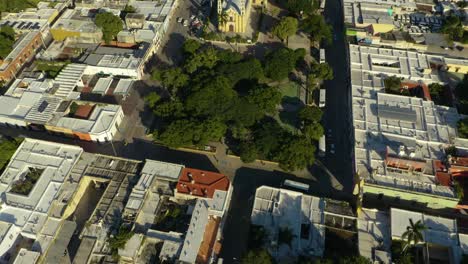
(218, 11, 228, 27)
(402, 219, 427, 252)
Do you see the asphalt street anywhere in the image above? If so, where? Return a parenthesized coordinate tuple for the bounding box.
(0, 0, 355, 262)
(321, 0, 354, 195)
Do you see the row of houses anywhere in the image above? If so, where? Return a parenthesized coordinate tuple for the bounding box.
(0, 138, 234, 263)
(0, 0, 182, 141)
(2, 136, 468, 263)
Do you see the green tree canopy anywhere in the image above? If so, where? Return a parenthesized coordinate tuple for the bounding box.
(0, 26, 16, 59)
(95, 12, 124, 44)
(184, 76, 237, 118)
(312, 62, 333, 80)
(456, 75, 468, 112)
(442, 16, 468, 44)
(281, 0, 318, 16)
(428, 83, 446, 105)
(153, 99, 186, 119)
(303, 122, 324, 141)
(264, 48, 302, 81)
(159, 68, 189, 95)
(108, 226, 134, 258)
(226, 98, 264, 127)
(299, 105, 323, 124)
(0, 0, 38, 13)
(276, 135, 316, 171)
(217, 58, 264, 83)
(272, 16, 298, 43)
(242, 249, 273, 264)
(239, 142, 258, 163)
(182, 39, 201, 54)
(384, 76, 402, 94)
(158, 118, 226, 147)
(184, 47, 220, 73)
(217, 49, 243, 64)
(301, 14, 332, 45)
(0, 137, 22, 171)
(253, 119, 286, 159)
(245, 84, 282, 114)
(144, 92, 161, 108)
(122, 4, 136, 13)
(458, 118, 468, 138)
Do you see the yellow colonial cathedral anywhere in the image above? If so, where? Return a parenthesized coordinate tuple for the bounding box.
(217, 0, 266, 33)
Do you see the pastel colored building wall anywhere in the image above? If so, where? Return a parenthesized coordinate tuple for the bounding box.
(364, 183, 459, 209)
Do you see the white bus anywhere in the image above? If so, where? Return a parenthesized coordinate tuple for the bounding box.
(283, 180, 310, 192)
(319, 48, 326, 64)
(318, 135, 326, 157)
(319, 89, 326, 107)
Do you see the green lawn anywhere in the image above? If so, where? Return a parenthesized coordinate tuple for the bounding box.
(0, 138, 22, 172)
(274, 81, 302, 133)
(278, 81, 300, 98)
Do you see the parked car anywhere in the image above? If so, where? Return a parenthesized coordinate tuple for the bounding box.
(183, 20, 189, 27)
(456, 46, 465, 51)
(177, 17, 182, 23)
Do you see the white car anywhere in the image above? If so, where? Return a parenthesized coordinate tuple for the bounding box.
(190, 15, 196, 20)
(177, 17, 182, 23)
(183, 20, 189, 27)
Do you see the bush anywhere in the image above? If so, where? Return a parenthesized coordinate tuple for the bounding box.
(10, 168, 44, 195)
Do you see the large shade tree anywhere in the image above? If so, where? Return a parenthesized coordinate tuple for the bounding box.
(95, 12, 124, 44)
(272, 16, 298, 43)
(0, 26, 15, 59)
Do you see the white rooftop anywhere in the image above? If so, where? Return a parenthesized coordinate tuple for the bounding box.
(358, 208, 391, 263)
(0, 138, 83, 237)
(93, 77, 112, 95)
(114, 79, 133, 95)
(350, 44, 465, 198)
(179, 199, 210, 263)
(141, 159, 184, 182)
(54, 104, 122, 135)
(13, 248, 40, 264)
(251, 186, 326, 258)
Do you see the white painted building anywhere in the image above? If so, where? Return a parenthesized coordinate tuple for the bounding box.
(251, 186, 326, 260)
(0, 139, 83, 262)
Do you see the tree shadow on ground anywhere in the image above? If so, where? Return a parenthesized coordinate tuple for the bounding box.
(220, 167, 306, 261)
(244, 41, 284, 59)
(157, 32, 187, 66)
(278, 109, 299, 129)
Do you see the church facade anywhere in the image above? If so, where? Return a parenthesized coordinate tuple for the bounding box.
(217, 0, 266, 33)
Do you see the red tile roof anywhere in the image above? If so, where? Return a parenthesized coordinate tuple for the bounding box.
(74, 104, 94, 119)
(386, 156, 426, 171)
(196, 216, 221, 264)
(176, 168, 229, 198)
(401, 81, 431, 101)
(433, 160, 451, 186)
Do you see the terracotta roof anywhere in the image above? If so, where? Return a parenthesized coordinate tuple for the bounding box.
(74, 104, 94, 119)
(176, 168, 229, 198)
(450, 156, 468, 167)
(386, 156, 426, 171)
(433, 160, 451, 186)
(196, 216, 221, 264)
(401, 81, 431, 101)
